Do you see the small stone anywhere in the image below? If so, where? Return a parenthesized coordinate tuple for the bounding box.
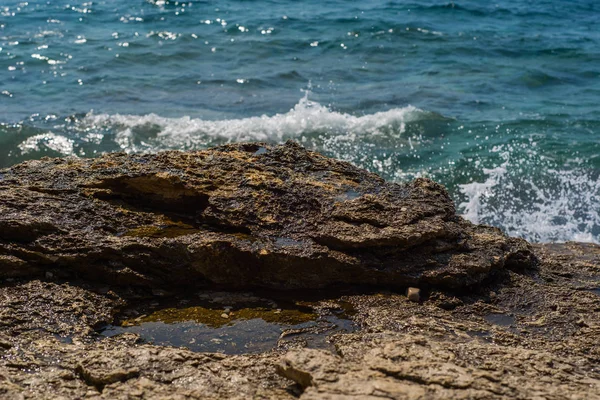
(45, 271, 54, 279)
(221, 313, 229, 319)
(407, 287, 420, 302)
(274, 308, 282, 314)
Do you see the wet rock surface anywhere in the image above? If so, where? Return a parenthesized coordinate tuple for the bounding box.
(0, 141, 533, 290)
(1, 144, 599, 398)
(0, 242, 599, 398)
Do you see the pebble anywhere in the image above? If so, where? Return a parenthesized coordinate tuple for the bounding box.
(221, 313, 229, 319)
(407, 287, 420, 302)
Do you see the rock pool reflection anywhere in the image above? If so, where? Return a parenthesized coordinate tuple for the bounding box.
(100, 293, 356, 355)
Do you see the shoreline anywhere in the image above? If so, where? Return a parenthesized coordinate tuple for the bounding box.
(0, 143, 598, 398)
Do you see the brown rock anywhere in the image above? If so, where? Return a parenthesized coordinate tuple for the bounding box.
(0, 141, 534, 290)
(0, 243, 598, 399)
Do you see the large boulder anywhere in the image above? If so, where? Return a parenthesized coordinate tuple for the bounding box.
(0, 141, 533, 289)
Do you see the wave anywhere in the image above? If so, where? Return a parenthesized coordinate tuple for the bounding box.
(3, 96, 598, 245)
(458, 145, 600, 244)
(18, 132, 75, 156)
(82, 95, 425, 153)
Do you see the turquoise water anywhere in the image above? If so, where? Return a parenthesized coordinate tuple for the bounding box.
(1, 0, 599, 242)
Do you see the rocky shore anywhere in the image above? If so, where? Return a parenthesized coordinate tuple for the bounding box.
(0, 142, 598, 399)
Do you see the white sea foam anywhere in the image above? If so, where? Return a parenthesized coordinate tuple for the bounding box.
(18, 132, 75, 156)
(458, 146, 600, 244)
(83, 96, 423, 153)
(14, 96, 597, 244)
(459, 162, 509, 225)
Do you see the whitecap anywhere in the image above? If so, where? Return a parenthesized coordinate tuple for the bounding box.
(18, 132, 75, 156)
(458, 146, 600, 244)
(83, 95, 424, 154)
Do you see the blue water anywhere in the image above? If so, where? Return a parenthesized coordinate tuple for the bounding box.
(1, 0, 599, 243)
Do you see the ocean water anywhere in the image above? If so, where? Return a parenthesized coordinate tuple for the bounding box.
(1, 0, 599, 243)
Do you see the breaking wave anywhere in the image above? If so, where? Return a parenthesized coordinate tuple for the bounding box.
(458, 144, 600, 244)
(82, 95, 424, 153)
(3, 96, 598, 244)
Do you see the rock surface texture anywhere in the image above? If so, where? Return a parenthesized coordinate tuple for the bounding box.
(0, 141, 532, 290)
(1, 143, 598, 399)
(0, 243, 599, 399)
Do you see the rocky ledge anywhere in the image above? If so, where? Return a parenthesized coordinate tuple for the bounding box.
(1, 142, 599, 399)
(0, 141, 532, 290)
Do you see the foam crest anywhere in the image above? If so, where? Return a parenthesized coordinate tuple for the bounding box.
(459, 162, 509, 225)
(17, 132, 75, 156)
(458, 146, 600, 244)
(83, 96, 423, 153)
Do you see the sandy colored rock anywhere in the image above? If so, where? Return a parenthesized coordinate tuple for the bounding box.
(406, 287, 420, 302)
(0, 243, 598, 399)
(0, 145, 598, 399)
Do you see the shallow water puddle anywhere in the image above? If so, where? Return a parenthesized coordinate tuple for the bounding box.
(100, 293, 356, 355)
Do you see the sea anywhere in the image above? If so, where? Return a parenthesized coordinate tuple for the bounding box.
(1, 0, 599, 243)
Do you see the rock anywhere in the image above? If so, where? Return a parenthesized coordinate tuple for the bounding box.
(277, 348, 341, 388)
(407, 287, 420, 302)
(0, 141, 534, 290)
(0, 242, 599, 399)
(76, 362, 140, 390)
(11, 142, 600, 399)
(278, 332, 600, 399)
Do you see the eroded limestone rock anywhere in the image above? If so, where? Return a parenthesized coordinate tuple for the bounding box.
(0, 243, 599, 399)
(0, 141, 534, 290)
